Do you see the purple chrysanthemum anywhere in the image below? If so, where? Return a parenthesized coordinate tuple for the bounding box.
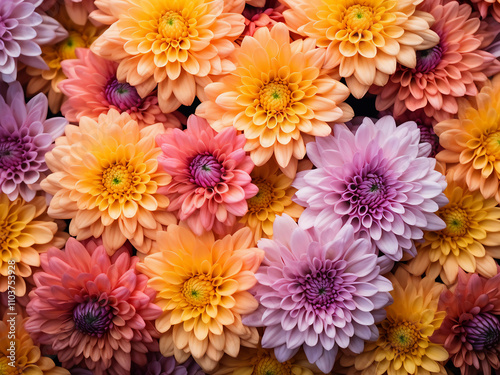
(132, 354, 205, 375)
(0, 0, 67, 82)
(0, 82, 67, 201)
(293, 116, 448, 261)
(243, 214, 393, 373)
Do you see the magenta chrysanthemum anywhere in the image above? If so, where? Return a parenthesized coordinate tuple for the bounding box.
(0, 82, 66, 201)
(243, 215, 393, 373)
(293, 116, 447, 261)
(25, 238, 161, 375)
(156, 115, 258, 235)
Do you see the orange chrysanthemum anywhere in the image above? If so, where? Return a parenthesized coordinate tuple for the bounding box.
(435, 74, 500, 204)
(137, 224, 264, 371)
(281, 0, 440, 98)
(41, 109, 176, 254)
(196, 23, 352, 178)
(91, 0, 245, 113)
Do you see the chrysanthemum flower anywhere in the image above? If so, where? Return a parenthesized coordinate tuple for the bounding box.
(156, 115, 257, 235)
(435, 74, 500, 204)
(281, 0, 439, 98)
(0, 311, 69, 375)
(372, 1, 500, 122)
(41, 109, 176, 254)
(0, 194, 67, 297)
(339, 268, 448, 375)
(133, 353, 204, 375)
(25, 238, 161, 375)
(240, 160, 307, 242)
(59, 48, 182, 130)
(240, 0, 287, 38)
(243, 215, 393, 373)
(470, 0, 500, 23)
(0, 82, 66, 201)
(293, 116, 447, 261)
(26, 8, 102, 113)
(137, 225, 263, 371)
(0, 0, 67, 83)
(91, 0, 244, 113)
(197, 23, 352, 178)
(432, 269, 500, 375)
(408, 176, 500, 285)
(42, 0, 98, 26)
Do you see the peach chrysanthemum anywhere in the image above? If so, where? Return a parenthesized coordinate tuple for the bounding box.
(435, 74, 500, 204)
(0, 194, 67, 297)
(137, 224, 264, 371)
(91, 0, 245, 113)
(40, 109, 176, 254)
(196, 23, 353, 178)
(281, 0, 440, 98)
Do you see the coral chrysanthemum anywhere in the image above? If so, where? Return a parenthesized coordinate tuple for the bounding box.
(241, 0, 287, 38)
(339, 268, 448, 375)
(0, 194, 67, 297)
(59, 48, 182, 130)
(243, 215, 393, 373)
(408, 176, 500, 285)
(431, 269, 500, 375)
(0, 0, 67, 83)
(0, 311, 69, 375)
(293, 116, 447, 261)
(239, 160, 306, 242)
(0, 82, 66, 202)
(136, 225, 263, 371)
(281, 0, 439, 98)
(197, 23, 352, 178)
(25, 238, 161, 375)
(156, 115, 257, 235)
(372, 0, 500, 122)
(41, 109, 176, 254)
(435, 74, 500, 204)
(90, 0, 244, 113)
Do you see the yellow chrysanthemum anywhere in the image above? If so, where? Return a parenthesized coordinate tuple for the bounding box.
(0, 312, 68, 375)
(25, 7, 102, 113)
(197, 23, 353, 178)
(339, 268, 448, 375)
(408, 176, 500, 285)
(137, 224, 264, 371)
(0, 194, 67, 297)
(41, 109, 176, 254)
(281, 0, 439, 98)
(91, 0, 244, 113)
(435, 74, 500, 204)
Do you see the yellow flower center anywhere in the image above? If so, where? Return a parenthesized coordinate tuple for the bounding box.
(102, 164, 133, 194)
(253, 355, 292, 375)
(182, 276, 214, 307)
(0, 355, 20, 375)
(343, 5, 374, 31)
(259, 81, 291, 114)
(387, 320, 420, 354)
(484, 131, 500, 161)
(440, 206, 469, 237)
(159, 11, 188, 40)
(248, 180, 274, 212)
(58, 32, 87, 61)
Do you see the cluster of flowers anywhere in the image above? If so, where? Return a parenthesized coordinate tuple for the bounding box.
(2, 0, 500, 374)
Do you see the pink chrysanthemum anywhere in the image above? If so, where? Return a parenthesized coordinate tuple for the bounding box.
(372, 0, 500, 122)
(0, 82, 66, 201)
(293, 116, 448, 261)
(243, 215, 393, 373)
(25, 238, 162, 375)
(59, 48, 182, 129)
(156, 115, 257, 235)
(470, 0, 500, 23)
(240, 0, 287, 38)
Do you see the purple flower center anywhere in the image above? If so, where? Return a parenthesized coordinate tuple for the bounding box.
(0, 138, 26, 173)
(415, 44, 443, 73)
(73, 300, 114, 337)
(104, 76, 142, 111)
(464, 313, 500, 351)
(189, 153, 224, 188)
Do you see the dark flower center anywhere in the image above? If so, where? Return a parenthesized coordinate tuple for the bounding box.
(345, 172, 393, 216)
(415, 43, 443, 73)
(242, 0, 281, 19)
(189, 153, 224, 188)
(104, 76, 143, 111)
(0, 139, 25, 169)
(464, 313, 500, 351)
(73, 300, 114, 337)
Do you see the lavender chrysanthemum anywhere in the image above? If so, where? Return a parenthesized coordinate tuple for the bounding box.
(243, 215, 393, 373)
(0, 0, 67, 82)
(293, 116, 448, 261)
(0, 82, 67, 201)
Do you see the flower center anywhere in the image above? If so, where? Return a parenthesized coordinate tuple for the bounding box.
(415, 43, 443, 73)
(253, 356, 291, 375)
(259, 81, 290, 113)
(58, 32, 87, 61)
(0, 139, 24, 169)
(343, 5, 374, 32)
(248, 179, 273, 212)
(0, 354, 20, 375)
(345, 171, 392, 219)
(464, 313, 500, 351)
(102, 164, 133, 194)
(484, 131, 500, 160)
(159, 11, 188, 40)
(104, 77, 142, 111)
(73, 300, 114, 337)
(189, 153, 224, 188)
(440, 206, 469, 237)
(182, 276, 214, 307)
(387, 320, 420, 354)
